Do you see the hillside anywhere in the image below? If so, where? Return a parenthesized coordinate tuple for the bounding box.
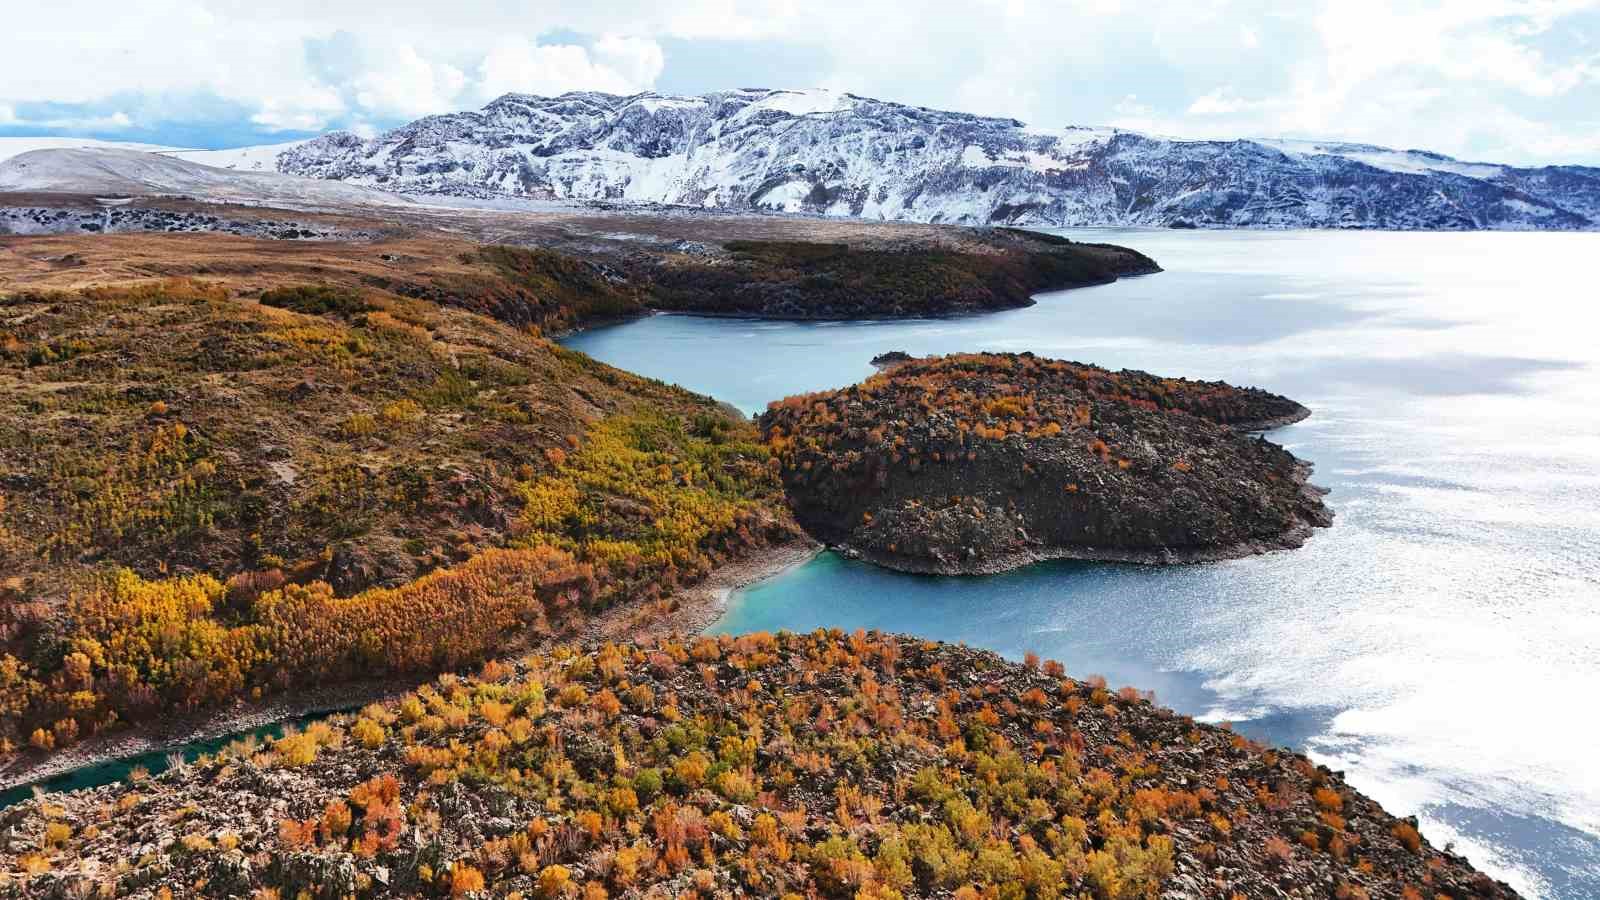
(760, 353, 1330, 573)
(0, 193, 1157, 321)
(0, 139, 189, 164)
(0, 214, 1159, 764)
(0, 263, 798, 760)
(0, 631, 1513, 897)
(215, 87, 1600, 230)
(0, 149, 412, 212)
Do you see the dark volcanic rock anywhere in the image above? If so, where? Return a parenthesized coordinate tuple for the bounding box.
(760, 352, 1329, 573)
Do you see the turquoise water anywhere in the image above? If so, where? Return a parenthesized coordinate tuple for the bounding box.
(565, 229, 1600, 899)
(0, 711, 341, 809)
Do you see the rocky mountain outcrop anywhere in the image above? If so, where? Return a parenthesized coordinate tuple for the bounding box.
(240, 88, 1597, 230)
(760, 352, 1331, 573)
(0, 204, 374, 239)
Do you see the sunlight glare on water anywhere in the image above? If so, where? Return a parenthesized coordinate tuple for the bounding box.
(563, 229, 1600, 898)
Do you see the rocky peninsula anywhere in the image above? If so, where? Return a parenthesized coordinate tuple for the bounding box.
(0, 632, 1511, 899)
(760, 352, 1331, 574)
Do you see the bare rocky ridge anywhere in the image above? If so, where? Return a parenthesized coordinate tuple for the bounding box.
(761, 353, 1331, 574)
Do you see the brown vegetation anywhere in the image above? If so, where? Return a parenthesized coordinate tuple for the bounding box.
(0, 274, 795, 756)
(0, 632, 1513, 897)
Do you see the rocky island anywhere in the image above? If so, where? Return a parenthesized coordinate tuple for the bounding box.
(761, 352, 1330, 574)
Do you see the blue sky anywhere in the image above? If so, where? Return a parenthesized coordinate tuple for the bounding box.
(3, 1, 1598, 165)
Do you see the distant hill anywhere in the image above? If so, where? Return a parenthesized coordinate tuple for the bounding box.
(0, 136, 187, 163)
(0, 147, 411, 211)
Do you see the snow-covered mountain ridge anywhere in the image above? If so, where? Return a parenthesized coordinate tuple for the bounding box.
(163, 88, 1600, 229)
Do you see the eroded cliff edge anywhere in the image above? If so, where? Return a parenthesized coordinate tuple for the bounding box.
(761, 352, 1331, 574)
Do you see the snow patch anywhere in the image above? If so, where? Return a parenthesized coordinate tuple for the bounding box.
(1257, 140, 1505, 180)
(740, 88, 856, 118)
(754, 180, 813, 212)
(0, 137, 187, 164)
(167, 141, 310, 172)
(0, 148, 413, 211)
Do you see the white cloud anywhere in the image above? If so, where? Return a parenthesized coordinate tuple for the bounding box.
(593, 35, 666, 88)
(351, 44, 468, 118)
(1108, 94, 1169, 134)
(249, 85, 347, 132)
(0, 107, 136, 131)
(0, 1, 1595, 165)
(477, 37, 661, 101)
(1187, 89, 1260, 116)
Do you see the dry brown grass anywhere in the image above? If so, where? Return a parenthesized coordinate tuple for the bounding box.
(0, 230, 482, 295)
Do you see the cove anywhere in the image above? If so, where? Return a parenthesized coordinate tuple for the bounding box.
(0, 711, 343, 810)
(564, 228, 1600, 899)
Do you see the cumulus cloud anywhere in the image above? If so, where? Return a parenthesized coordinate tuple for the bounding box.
(593, 35, 667, 88)
(0, 107, 135, 131)
(477, 36, 662, 101)
(0, 0, 1596, 164)
(1186, 89, 1259, 116)
(352, 45, 469, 118)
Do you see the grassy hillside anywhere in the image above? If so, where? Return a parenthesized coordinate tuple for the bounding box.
(0, 631, 1512, 897)
(0, 274, 796, 756)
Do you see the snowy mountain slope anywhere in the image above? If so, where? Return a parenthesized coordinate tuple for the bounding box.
(0, 148, 413, 211)
(22, 89, 1597, 230)
(250, 88, 1599, 230)
(165, 140, 311, 172)
(0, 137, 188, 164)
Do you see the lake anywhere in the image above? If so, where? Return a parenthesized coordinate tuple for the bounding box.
(564, 229, 1600, 899)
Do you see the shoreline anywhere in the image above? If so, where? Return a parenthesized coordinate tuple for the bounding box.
(1232, 403, 1313, 433)
(839, 519, 1323, 575)
(559, 257, 1161, 335)
(634, 263, 1162, 325)
(835, 460, 1332, 577)
(0, 538, 822, 797)
(580, 538, 823, 644)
